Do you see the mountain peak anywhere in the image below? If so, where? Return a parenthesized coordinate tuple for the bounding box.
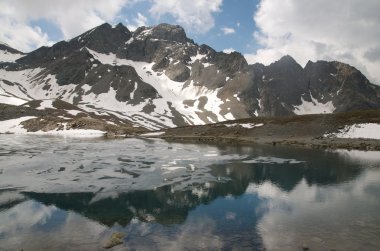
(92, 22, 113, 32)
(134, 23, 190, 44)
(73, 22, 132, 54)
(278, 55, 298, 64)
(114, 22, 131, 33)
(268, 55, 302, 73)
(88, 22, 131, 35)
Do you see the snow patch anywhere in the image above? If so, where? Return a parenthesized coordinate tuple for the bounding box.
(224, 112, 235, 120)
(36, 100, 55, 110)
(0, 116, 36, 134)
(125, 37, 134, 45)
(140, 131, 165, 137)
(0, 50, 23, 63)
(130, 82, 138, 100)
(190, 53, 207, 63)
(233, 94, 240, 101)
(258, 98, 262, 109)
(30, 128, 105, 138)
(225, 123, 264, 129)
(326, 123, 380, 139)
(0, 117, 105, 137)
(66, 110, 84, 116)
(293, 92, 335, 115)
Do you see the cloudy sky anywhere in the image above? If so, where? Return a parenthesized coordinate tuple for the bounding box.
(1, 0, 379, 84)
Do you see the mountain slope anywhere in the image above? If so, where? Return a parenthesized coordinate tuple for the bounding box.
(1, 23, 380, 131)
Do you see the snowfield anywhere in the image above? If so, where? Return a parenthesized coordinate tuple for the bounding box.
(327, 123, 380, 139)
(0, 50, 23, 63)
(0, 117, 36, 134)
(0, 87, 28, 106)
(0, 117, 105, 137)
(36, 100, 55, 110)
(293, 92, 335, 115)
(86, 48, 233, 129)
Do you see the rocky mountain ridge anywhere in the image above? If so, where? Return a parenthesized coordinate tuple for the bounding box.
(1, 22, 380, 131)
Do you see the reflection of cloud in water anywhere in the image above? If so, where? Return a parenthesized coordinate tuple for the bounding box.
(125, 217, 222, 250)
(333, 149, 380, 163)
(0, 200, 56, 236)
(248, 170, 380, 250)
(1, 135, 380, 250)
(0, 200, 107, 250)
(0, 189, 26, 208)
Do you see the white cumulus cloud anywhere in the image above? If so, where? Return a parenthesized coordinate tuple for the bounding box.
(221, 27, 236, 35)
(0, 0, 129, 52)
(149, 0, 222, 34)
(0, 18, 53, 52)
(126, 12, 149, 31)
(245, 0, 380, 84)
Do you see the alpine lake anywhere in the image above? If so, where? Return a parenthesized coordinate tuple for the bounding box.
(0, 135, 379, 250)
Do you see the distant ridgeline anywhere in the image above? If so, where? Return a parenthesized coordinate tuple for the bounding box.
(1, 22, 380, 130)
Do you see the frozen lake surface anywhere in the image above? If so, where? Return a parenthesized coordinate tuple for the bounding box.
(0, 135, 380, 250)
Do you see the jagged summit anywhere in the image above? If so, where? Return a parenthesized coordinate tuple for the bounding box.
(133, 23, 191, 44)
(269, 55, 303, 71)
(1, 22, 380, 131)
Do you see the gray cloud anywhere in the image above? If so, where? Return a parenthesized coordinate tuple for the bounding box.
(364, 47, 380, 63)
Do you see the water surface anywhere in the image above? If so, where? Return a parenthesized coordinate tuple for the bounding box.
(0, 135, 379, 250)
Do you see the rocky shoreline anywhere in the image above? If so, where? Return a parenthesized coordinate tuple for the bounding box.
(145, 110, 380, 151)
(160, 135, 380, 151)
(2, 100, 380, 151)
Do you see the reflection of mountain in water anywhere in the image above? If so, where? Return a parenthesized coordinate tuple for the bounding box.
(24, 148, 363, 227)
(25, 187, 192, 227)
(211, 159, 361, 193)
(213, 144, 363, 191)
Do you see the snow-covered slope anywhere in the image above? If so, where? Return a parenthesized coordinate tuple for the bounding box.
(0, 83, 29, 105)
(0, 50, 23, 63)
(86, 49, 230, 127)
(0, 42, 24, 63)
(1, 23, 379, 131)
(327, 123, 380, 139)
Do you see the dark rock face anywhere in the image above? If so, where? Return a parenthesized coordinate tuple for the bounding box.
(305, 61, 380, 112)
(51, 49, 95, 86)
(249, 56, 380, 117)
(250, 56, 308, 116)
(1, 22, 380, 130)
